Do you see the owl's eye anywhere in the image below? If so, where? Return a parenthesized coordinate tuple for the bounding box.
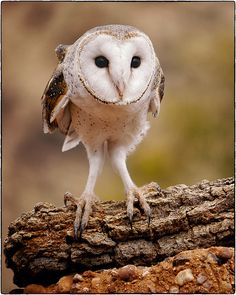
(95, 56, 109, 68)
(131, 56, 141, 68)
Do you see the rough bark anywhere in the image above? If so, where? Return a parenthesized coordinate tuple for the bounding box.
(4, 177, 234, 287)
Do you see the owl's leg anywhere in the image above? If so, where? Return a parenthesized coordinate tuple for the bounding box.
(64, 146, 104, 239)
(109, 146, 154, 227)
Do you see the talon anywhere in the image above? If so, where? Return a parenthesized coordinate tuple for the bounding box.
(127, 212, 133, 229)
(70, 194, 97, 240)
(126, 184, 154, 228)
(74, 223, 79, 240)
(79, 223, 86, 238)
(64, 192, 77, 206)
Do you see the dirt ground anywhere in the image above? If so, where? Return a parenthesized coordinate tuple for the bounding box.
(20, 246, 234, 294)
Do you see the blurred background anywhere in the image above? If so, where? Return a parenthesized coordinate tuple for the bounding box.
(2, 2, 234, 292)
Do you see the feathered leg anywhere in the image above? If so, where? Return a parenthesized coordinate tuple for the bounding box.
(64, 146, 104, 239)
(109, 145, 154, 227)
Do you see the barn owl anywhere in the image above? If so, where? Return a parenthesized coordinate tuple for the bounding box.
(42, 24, 165, 238)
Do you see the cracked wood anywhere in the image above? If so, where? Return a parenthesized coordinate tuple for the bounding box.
(4, 177, 234, 287)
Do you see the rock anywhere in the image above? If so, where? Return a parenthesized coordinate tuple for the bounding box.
(216, 247, 233, 265)
(146, 280, 156, 293)
(73, 273, 84, 282)
(175, 268, 194, 286)
(169, 286, 179, 293)
(202, 280, 212, 290)
(23, 284, 46, 294)
(22, 247, 234, 294)
(207, 252, 219, 264)
(142, 268, 150, 277)
(57, 275, 73, 293)
(196, 273, 207, 285)
(91, 277, 101, 288)
(117, 265, 138, 282)
(221, 281, 233, 293)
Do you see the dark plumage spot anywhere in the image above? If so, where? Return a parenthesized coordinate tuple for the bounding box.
(42, 71, 67, 130)
(159, 73, 165, 101)
(131, 56, 141, 68)
(95, 56, 109, 68)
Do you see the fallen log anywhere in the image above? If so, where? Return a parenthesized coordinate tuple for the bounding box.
(4, 177, 234, 287)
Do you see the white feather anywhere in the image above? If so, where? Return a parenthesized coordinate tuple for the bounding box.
(62, 123, 80, 152)
(50, 96, 69, 123)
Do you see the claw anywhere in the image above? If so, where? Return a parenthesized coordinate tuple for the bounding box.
(74, 222, 85, 240)
(64, 192, 77, 206)
(74, 223, 79, 241)
(127, 211, 133, 229)
(126, 184, 154, 228)
(79, 222, 86, 238)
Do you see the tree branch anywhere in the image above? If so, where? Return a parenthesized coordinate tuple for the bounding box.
(4, 177, 234, 287)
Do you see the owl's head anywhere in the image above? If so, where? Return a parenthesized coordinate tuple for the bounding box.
(74, 25, 157, 105)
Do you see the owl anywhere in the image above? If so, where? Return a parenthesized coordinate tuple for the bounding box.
(42, 24, 165, 238)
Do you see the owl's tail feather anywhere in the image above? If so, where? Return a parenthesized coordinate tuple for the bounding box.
(62, 123, 80, 152)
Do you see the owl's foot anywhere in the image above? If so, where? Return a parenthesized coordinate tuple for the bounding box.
(64, 192, 98, 239)
(126, 182, 160, 228)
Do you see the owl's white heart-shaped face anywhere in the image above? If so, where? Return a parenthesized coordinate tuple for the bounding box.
(76, 29, 156, 105)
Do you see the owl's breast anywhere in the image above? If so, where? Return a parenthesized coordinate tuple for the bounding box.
(69, 100, 149, 148)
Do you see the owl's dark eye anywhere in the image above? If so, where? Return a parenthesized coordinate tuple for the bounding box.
(131, 56, 141, 68)
(95, 56, 109, 68)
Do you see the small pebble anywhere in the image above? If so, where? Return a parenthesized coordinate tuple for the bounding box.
(169, 286, 179, 293)
(91, 277, 101, 288)
(217, 248, 233, 260)
(24, 284, 46, 294)
(175, 268, 194, 286)
(207, 253, 219, 264)
(146, 280, 156, 293)
(57, 275, 73, 293)
(83, 287, 90, 293)
(196, 273, 207, 285)
(111, 269, 118, 276)
(117, 265, 138, 282)
(142, 269, 150, 277)
(107, 283, 116, 293)
(221, 281, 232, 292)
(66, 230, 74, 237)
(73, 273, 84, 282)
(202, 280, 212, 289)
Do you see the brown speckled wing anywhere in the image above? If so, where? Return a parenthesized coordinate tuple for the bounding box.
(41, 67, 69, 134)
(158, 71, 165, 102)
(148, 63, 165, 117)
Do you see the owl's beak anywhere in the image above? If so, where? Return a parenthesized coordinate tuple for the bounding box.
(110, 65, 127, 100)
(116, 82, 124, 99)
(113, 79, 126, 100)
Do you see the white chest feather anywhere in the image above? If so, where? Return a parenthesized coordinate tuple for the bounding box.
(69, 97, 150, 152)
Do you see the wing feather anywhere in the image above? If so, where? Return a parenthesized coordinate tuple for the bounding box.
(62, 123, 80, 152)
(41, 67, 69, 133)
(149, 60, 165, 117)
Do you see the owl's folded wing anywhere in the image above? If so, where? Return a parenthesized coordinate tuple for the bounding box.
(149, 61, 165, 117)
(41, 66, 70, 134)
(41, 66, 81, 152)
